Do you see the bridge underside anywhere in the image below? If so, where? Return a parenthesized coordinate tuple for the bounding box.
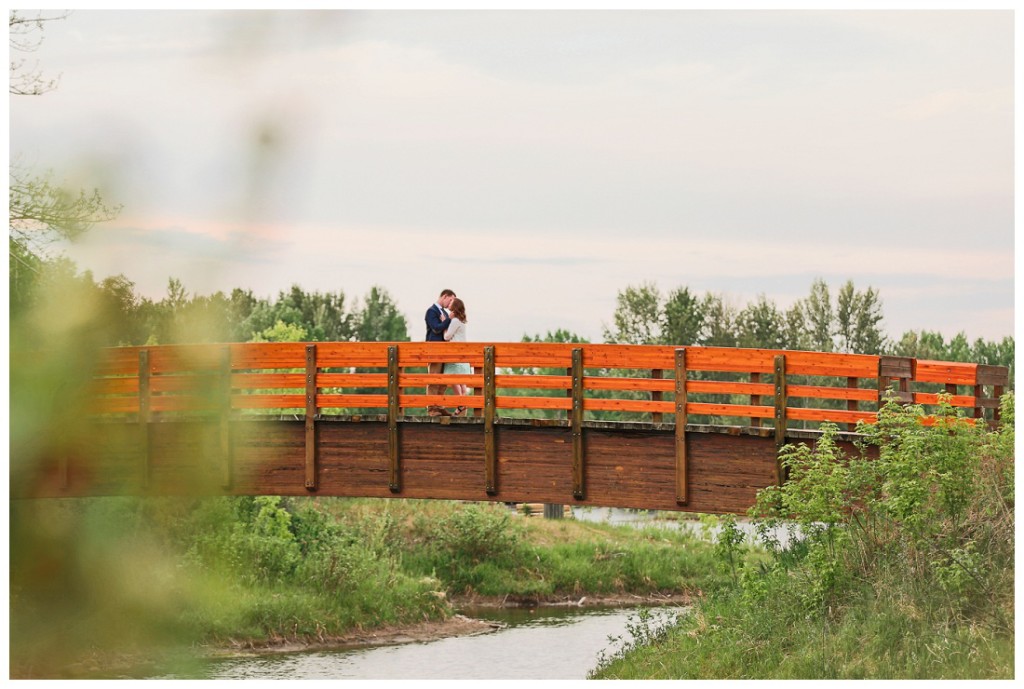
(16, 416, 867, 515)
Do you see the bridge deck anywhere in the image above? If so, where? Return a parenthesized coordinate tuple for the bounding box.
(23, 416, 864, 515)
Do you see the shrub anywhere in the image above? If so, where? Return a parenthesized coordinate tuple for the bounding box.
(415, 503, 523, 563)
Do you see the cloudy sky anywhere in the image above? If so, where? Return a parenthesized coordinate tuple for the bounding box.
(9, 7, 1015, 344)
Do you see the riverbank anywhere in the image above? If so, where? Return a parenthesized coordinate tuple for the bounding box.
(452, 590, 694, 610)
(62, 590, 696, 679)
(11, 497, 721, 678)
(207, 590, 694, 658)
(208, 614, 501, 657)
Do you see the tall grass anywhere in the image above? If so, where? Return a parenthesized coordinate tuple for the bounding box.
(10, 495, 721, 677)
(592, 393, 1015, 679)
(398, 503, 722, 597)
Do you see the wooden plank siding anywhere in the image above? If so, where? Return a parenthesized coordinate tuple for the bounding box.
(18, 416, 826, 514)
(13, 342, 1009, 512)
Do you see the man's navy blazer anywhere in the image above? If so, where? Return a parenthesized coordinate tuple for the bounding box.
(425, 304, 451, 341)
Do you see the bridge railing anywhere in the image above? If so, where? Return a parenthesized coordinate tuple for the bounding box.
(86, 342, 1009, 436)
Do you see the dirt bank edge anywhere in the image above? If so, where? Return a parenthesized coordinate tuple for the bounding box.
(210, 590, 694, 658)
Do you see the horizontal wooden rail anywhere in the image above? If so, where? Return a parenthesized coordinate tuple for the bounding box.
(79, 342, 1008, 429)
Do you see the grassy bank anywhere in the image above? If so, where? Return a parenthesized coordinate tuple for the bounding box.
(592, 395, 1015, 680)
(10, 494, 722, 677)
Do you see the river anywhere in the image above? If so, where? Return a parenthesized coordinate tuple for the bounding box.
(156, 604, 683, 680)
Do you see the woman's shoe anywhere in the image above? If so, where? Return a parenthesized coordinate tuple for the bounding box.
(453, 406, 467, 417)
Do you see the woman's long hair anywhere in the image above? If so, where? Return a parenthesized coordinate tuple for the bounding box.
(449, 298, 467, 323)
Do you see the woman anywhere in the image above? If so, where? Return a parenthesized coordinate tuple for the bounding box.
(443, 298, 471, 416)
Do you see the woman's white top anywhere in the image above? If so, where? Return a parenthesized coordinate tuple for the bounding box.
(444, 317, 467, 342)
(442, 317, 471, 375)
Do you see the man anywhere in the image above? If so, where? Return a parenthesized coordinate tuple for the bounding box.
(425, 289, 456, 416)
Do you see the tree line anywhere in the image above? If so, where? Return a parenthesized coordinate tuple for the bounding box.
(594, 280, 1013, 372)
(11, 252, 1015, 379)
(11, 256, 409, 347)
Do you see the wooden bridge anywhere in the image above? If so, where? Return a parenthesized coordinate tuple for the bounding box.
(12, 342, 1009, 515)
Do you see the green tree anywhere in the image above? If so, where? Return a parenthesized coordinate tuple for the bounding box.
(252, 320, 308, 343)
(521, 328, 590, 344)
(603, 282, 663, 344)
(782, 302, 811, 351)
(96, 274, 145, 346)
(835, 280, 886, 354)
(274, 285, 351, 341)
(889, 330, 947, 360)
(661, 286, 705, 346)
(701, 293, 739, 348)
(802, 277, 834, 352)
(237, 285, 347, 342)
(226, 288, 261, 340)
(736, 294, 786, 349)
(350, 286, 409, 342)
(971, 335, 1014, 370)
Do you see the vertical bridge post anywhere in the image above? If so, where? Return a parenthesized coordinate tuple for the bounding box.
(878, 356, 914, 406)
(305, 344, 318, 491)
(138, 348, 151, 491)
(749, 371, 761, 429)
(388, 345, 401, 493)
(846, 376, 859, 433)
(651, 368, 663, 424)
(773, 354, 787, 486)
(975, 364, 1008, 426)
(674, 348, 687, 505)
(220, 346, 232, 489)
(483, 346, 497, 494)
(571, 347, 584, 500)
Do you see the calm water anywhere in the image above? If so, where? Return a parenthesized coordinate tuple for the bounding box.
(572, 505, 799, 547)
(160, 605, 684, 680)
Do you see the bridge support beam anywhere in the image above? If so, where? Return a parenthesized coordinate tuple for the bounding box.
(483, 346, 497, 494)
(388, 345, 401, 493)
(651, 368, 663, 424)
(220, 346, 233, 489)
(305, 344, 318, 491)
(571, 348, 585, 500)
(976, 364, 1007, 425)
(674, 348, 687, 505)
(878, 356, 914, 406)
(773, 354, 787, 486)
(138, 348, 151, 490)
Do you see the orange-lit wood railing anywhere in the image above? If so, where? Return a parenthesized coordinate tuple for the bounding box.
(80, 342, 1009, 505)
(87, 341, 1009, 426)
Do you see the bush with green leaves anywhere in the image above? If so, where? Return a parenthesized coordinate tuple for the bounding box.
(595, 393, 1014, 679)
(406, 503, 527, 592)
(749, 393, 1014, 630)
(175, 496, 301, 586)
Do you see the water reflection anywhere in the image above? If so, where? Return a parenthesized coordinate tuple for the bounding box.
(571, 506, 798, 548)
(175, 606, 683, 680)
